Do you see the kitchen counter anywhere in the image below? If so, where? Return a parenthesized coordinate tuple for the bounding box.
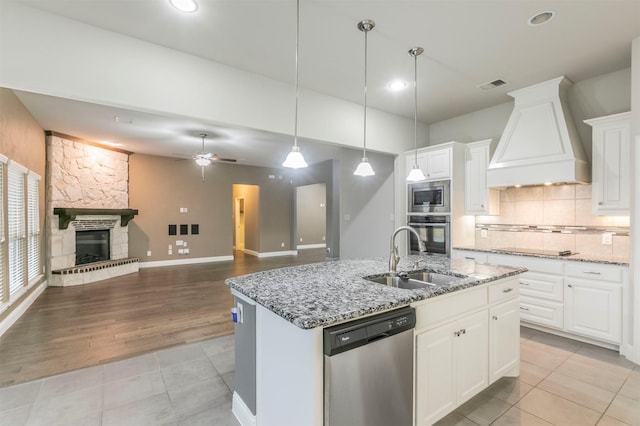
(453, 246, 629, 265)
(225, 255, 525, 329)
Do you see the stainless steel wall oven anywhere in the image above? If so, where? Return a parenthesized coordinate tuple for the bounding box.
(407, 215, 450, 256)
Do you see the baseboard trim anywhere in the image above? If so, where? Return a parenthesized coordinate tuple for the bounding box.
(232, 392, 257, 426)
(139, 256, 234, 268)
(243, 249, 298, 258)
(0, 280, 47, 338)
(296, 243, 326, 249)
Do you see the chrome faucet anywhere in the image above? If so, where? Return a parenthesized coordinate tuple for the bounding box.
(389, 226, 427, 275)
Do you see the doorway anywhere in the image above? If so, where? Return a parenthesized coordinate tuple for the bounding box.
(296, 183, 327, 249)
(235, 197, 245, 251)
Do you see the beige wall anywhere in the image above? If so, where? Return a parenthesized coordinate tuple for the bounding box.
(0, 88, 46, 320)
(128, 153, 293, 261)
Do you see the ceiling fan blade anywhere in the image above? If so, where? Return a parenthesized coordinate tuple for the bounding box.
(210, 156, 237, 163)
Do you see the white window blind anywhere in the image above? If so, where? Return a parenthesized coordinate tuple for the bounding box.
(8, 162, 26, 297)
(0, 158, 5, 303)
(27, 172, 41, 281)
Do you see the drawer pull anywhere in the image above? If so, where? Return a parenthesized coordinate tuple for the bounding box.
(568, 284, 573, 288)
(520, 307, 529, 311)
(520, 281, 530, 286)
(502, 288, 513, 293)
(492, 315, 498, 320)
(583, 271, 601, 275)
(465, 257, 475, 260)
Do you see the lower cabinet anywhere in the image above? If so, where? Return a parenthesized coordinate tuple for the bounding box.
(414, 277, 520, 426)
(415, 310, 488, 425)
(489, 299, 520, 384)
(565, 278, 622, 344)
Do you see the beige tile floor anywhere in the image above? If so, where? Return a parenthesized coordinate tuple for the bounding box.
(436, 327, 640, 426)
(1, 327, 638, 425)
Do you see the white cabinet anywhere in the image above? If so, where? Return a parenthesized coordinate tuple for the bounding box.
(464, 140, 500, 215)
(405, 146, 451, 182)
(565, 263, 623, 344)
(585, 112, 631, 215)
(451, 249, 488, 263)
(489, 298, 520, 384)
(415, 310, 488, 425)
(413, 277, 519, 425)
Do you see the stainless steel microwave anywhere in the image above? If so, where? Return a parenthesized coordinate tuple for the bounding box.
(408, 179, 451, 213)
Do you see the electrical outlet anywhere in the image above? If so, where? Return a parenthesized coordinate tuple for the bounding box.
(299, 238, 303, 242)
(481, 229, 488, 238)
(178, 249, 184, 255)
(180, 207, 188, 213)
(146, 250, 151, 256)
(168, 245, 172, 250)
(168, 250, 173, 255)
(602, 232, 613, 245)
(322, 236, 326, 241)
(184, 248, 190, 254)
(281, 242, 285, 248)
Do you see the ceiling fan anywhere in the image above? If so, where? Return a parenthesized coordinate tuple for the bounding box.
(175, 133, 237, 181)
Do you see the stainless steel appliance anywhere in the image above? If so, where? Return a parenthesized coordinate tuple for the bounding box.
(408, 215, 450, 256)
(323, 307, 416, 426)
(408, 179, 451, 213)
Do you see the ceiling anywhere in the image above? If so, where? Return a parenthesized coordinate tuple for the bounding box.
(7, 0, 640, 168)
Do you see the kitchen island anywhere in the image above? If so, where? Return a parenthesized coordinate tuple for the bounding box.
(226, 255, 526, 426)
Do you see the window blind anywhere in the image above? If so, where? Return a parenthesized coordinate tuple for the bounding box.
(27, 172, 41, 281)
(8, 163, 26, 297)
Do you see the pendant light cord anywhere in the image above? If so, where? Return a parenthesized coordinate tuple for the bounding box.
(363, 27, 368, 158)
(413, 52, 418, 165)
(293, 0, 300, 148)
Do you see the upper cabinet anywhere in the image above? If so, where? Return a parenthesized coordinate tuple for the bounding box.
(464, 140, 500, 215)
(406, 146, 451, 181)
(585, 112, 631, 215)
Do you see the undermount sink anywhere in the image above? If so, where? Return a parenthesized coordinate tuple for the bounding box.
(365, 271, 463, 290)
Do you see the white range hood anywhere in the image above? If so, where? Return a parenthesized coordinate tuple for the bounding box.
(487, 76, 590, 188)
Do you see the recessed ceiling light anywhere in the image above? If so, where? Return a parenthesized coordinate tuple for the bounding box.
(528, 10, 555, 26)
(169, 0, 198, 13)
(388, 80, 407, 91)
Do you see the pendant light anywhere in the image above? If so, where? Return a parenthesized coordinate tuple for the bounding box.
(406, 47, 427, 182)
(353, 19, 375, 177)
(282, 0, 308, 169)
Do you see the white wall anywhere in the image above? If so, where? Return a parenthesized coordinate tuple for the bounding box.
(0, 2, 420, 156)
(630, 36, 640, 364)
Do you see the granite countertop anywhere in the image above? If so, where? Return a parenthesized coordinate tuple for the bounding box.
(453, 246, 629, 266)
(225, 255, 525, 330)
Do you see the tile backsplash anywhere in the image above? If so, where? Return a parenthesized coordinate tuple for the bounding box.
(474, 184, 629, 259)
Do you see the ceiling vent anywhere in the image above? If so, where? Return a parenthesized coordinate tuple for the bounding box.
(478, 79, 508, 90)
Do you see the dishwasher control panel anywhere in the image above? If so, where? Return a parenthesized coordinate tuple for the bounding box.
(323, 307, 416, 356)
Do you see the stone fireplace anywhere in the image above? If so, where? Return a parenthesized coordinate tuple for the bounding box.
(46, 132, 139, 286)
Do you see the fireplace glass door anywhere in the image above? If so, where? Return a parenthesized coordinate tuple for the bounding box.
(76, 229, 110, 265)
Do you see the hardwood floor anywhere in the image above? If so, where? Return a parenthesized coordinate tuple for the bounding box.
(0, 249, 327, 388)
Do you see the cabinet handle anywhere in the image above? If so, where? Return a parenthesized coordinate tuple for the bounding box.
(520, 280, 530, 286)
(583, 271, 601, 275)
(465, 257, 475, 260)
(461, 329, 466, 335)
(598, 201, 604, 205)
(492, 315, 498, 320)
(480, 204, 485, 208)
(568, 284, 573, 288)
(520, 307, 529, 311)
(503, 288, 513, 293)
(454, 331, 460, 337)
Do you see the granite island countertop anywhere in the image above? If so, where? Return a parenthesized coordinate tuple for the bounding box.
(225, 255, 526, 330)
(453, 246, 629, 266)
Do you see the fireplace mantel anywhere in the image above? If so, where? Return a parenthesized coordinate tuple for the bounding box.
(53, 208, 139, 230)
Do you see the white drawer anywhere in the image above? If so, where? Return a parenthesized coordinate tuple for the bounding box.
(519, 271, 564, 302)
(488, 254, 564, 275)
(414, 286, 487, 331)
(519, 296, 563, 330)
(565, 263, 623, 283)
(452, 250, 488, 263)
(488, 277, 519, 304)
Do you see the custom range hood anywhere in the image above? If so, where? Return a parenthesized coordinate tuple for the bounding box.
(487, 76, 590, 188)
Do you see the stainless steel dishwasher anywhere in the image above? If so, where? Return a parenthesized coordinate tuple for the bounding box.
(323, 306, 416, 426)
